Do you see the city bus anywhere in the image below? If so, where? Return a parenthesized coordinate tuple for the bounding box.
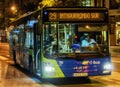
(9, 7, 112, 78)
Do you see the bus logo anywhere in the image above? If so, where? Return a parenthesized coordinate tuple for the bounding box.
(82, 61, 89, 65)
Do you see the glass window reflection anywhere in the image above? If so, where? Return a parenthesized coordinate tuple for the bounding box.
(43, 23, 109, 58)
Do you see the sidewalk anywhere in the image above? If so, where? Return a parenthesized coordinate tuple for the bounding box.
(110, 46, 120, 57)
(0, 42, 9, 55)
(0, 42, 14, 64)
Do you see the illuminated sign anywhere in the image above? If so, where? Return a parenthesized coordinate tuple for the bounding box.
(49, 12, 104, 21)
(43, 8, 108, 22)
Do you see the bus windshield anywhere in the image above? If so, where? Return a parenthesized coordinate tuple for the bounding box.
(43, 23, 109, 59)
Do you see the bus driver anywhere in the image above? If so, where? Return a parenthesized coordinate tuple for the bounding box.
(81, 33, 96, 47)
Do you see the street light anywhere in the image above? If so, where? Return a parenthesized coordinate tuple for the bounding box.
(9, 5, 19, 22)
(11, 6, 16, 11)
(10, 5, 18, 16)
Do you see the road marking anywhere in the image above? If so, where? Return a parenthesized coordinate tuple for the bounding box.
(90, 71, 120, 84)
(0, 55, 14, 64)
(0, 55, 9, 61)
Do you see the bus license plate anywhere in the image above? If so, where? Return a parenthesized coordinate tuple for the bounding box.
(73, 73, 88, 77)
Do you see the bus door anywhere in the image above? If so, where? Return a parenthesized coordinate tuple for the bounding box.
(33, 23, 41, 76)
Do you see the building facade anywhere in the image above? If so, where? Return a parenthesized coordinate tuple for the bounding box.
(109, 0, 120, 55)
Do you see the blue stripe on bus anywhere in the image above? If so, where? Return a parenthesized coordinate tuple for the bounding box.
(57, 56, 111, 77)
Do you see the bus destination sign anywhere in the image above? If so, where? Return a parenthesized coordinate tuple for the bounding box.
(48, 12, 104, 22)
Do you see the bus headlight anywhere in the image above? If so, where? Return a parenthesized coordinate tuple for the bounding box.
(45, 65, 55, 72)
(103, 63, 112, 70)
(43, 62, 57, 77)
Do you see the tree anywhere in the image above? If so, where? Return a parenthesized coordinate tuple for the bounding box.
(38, 0, 81, 9)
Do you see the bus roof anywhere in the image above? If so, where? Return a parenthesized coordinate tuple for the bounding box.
(9, 9, 41, 26)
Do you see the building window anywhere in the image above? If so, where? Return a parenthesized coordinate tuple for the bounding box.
(78, 0, 105, 7)
(78, 0, 92, 6)
(82, 0, 91, 6)
(109, 0, 119, 9)
(116, 22, 120, 45)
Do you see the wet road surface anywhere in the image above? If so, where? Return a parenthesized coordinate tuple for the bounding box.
(0, 43, 56, 87)
(1, 43, 120, 87)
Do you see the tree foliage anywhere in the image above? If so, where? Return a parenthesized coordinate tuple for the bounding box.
(38, 0, 81, 8)
(19, 0, 82, 12)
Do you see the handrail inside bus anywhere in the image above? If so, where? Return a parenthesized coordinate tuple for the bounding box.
(35, 49, 40, 69)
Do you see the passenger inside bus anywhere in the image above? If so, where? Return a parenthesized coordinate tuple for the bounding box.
(46, 34, 57, 55)
(80, 33, 98, 52)
(81, 33, 96, 47)
(71, 35, 81, 52)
